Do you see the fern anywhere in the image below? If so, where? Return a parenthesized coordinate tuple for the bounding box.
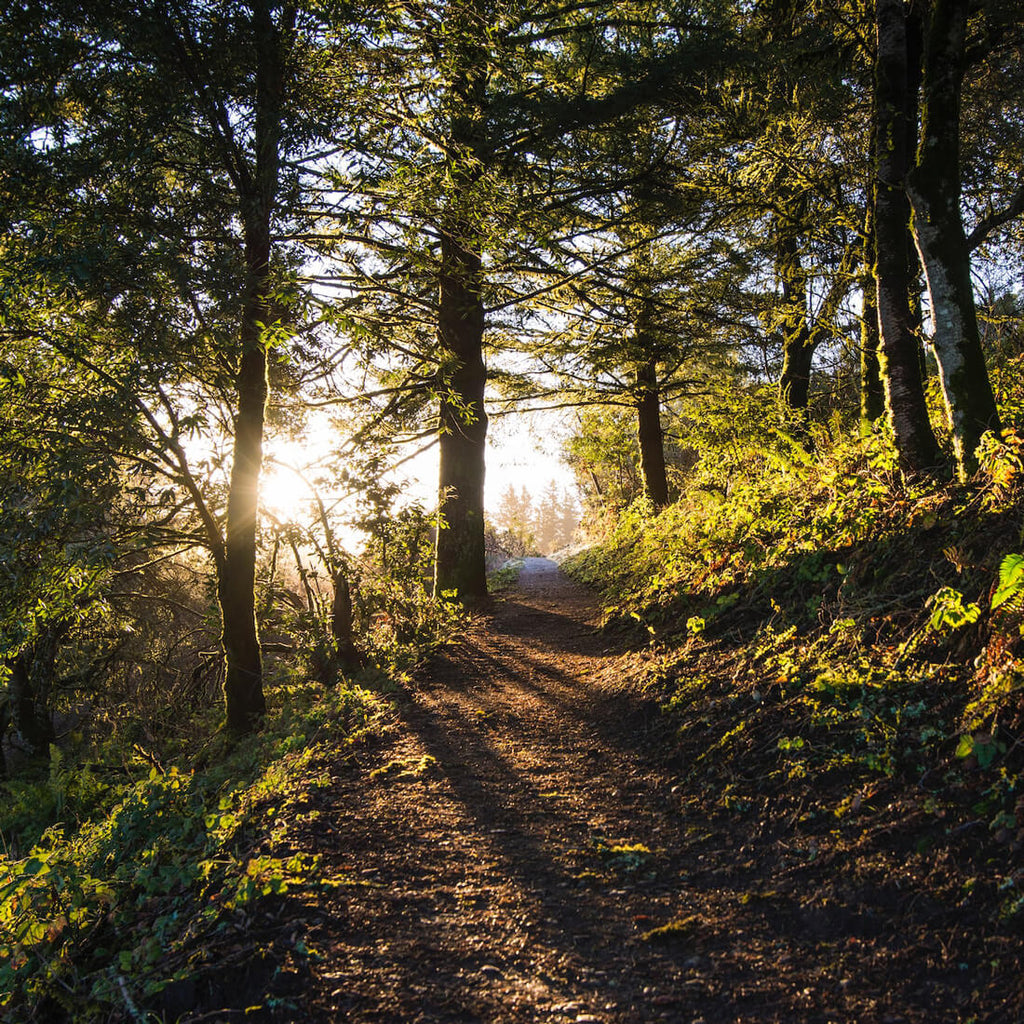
(992, 553, 1024, 612)
(48, 743, 70, 816)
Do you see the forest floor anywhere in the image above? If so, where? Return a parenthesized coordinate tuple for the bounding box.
(207, 558, 1019, 1024)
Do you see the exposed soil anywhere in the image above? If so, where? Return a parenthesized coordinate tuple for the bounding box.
(211, 558, 1022, 1024)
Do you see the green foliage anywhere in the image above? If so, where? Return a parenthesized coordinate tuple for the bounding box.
(564, 395, 1024, 841)
(926, 587, 981, 633)
(594, 839, 653, 874)
(976, 426, 1024, 507)
(0, 678, 391, 1021)
(488, 558, 524, 594)
(988, 353, 1024, 428)
(992, 553, 1024, 613)
(564, 406, 645, 516)
(353, 575, 465, 680)
(565, 427, 922, 639)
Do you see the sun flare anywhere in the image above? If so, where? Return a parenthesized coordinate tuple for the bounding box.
(260, 459, 315, 525)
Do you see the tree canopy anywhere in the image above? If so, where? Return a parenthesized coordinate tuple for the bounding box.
(2, 0, 1023, 733)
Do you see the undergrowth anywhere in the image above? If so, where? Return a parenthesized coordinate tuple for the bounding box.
(0, 674, 394, 1022)
(0, 583, 466, 1023)
(564, 399, 1024, 892)
(488, 558, 525, 594)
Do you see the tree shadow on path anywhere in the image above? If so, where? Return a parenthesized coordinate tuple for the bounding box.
(299, 563, 736, 1022)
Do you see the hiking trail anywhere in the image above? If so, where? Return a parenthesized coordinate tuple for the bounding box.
(253, 558, 978, 1024)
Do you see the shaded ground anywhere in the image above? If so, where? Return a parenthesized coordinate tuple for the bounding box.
(224, 559, 1020, 1024)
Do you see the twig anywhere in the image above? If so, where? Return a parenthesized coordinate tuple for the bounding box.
(116, 973, 146, 1023)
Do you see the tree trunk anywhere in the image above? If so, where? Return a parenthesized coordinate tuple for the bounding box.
(776, 233, 814, 419)
(636, 356, 669, 508)
(907, 0, 1000, 478)
(435, 224, 489, 603)
(219, 1, 287, 732)
(779, 319, 814, 415)
(859, 195, 885, 433)
(434, 6, 490, 605)
(873, 0, 941, 473)
(221, 225, 270, 732)
(330, 569, 362, 674)
(6, 649, 54, 757)
(860, 276, 885, 431)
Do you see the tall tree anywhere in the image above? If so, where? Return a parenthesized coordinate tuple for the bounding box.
(102, 0, 305, 731)
(197, 0, 294, 731)
(3, 0, 329, 733)
(906, 0, 1000, 477)
(322, 0, 740, 597)
(433, 0, 491, 601)
(534, 217, 748, 510)
(316, 0, 530, 605)
(872, 0, 942, 472)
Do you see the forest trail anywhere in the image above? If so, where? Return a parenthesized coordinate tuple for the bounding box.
(270, 560, 959, 1024)
(207, 561, 1007, 1024)
(297, 558, 723, 1023)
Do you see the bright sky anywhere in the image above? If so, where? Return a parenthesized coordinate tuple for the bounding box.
(386, 406, 578, 511)
(259, 406, 578, 542)
(486, 408, 577, 507)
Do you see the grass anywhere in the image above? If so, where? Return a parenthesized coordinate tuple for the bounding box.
(488, 558, 525, 594)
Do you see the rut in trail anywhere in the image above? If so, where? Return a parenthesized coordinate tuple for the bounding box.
(298, 557, 715, 1024)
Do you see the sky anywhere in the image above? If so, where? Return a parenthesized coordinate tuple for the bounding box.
(259, 405, 578, 541)
(389, 406, 578, 512)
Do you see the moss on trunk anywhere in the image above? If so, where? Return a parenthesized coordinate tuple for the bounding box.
(873, 0, 941, 474)
(906, 0, 1000, 479)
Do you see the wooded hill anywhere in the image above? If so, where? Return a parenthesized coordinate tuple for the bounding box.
(2, 0, 1024, 1019)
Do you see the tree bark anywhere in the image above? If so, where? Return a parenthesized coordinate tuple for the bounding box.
(859, 183, 885, 433)
(435, 224, 489, 603)
(860, 274, 885, 431)
(220, 278, 268, 731)
(636, 356, 669, 508)
(907, 0, 1000, 478)
(330, 569, 362, 675)
(873, 0, 941, 473)
(776, 230, 814, 415)
(6, 649, 55, 757)
(433, 4, 490, 605)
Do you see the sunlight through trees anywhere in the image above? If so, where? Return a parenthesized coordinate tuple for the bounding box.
(3, 1, 1024, 1012)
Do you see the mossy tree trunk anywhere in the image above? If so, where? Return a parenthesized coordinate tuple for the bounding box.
(873, 0, 941, 473)
(907, 0, 1000, 479)
(860, 274, 885, 432)
(859, 191, 885, 433)
(776, 234, 814, 447)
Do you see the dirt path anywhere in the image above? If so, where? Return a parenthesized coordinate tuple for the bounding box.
(267, 559, 998, 1024)
(299, 558, 717, 1023)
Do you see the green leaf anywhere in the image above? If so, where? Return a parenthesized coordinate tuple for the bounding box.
(992, 553, 1024, 611)
(955, 735, 974, 759)
(21, 856, 50, 877)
